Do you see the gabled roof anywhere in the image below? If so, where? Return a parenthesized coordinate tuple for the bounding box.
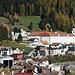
(41, 41, 49, 45)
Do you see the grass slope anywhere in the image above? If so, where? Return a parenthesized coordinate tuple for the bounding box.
(19, 16, 41, 31)
(0, 16, 41, 31)
(2, 40, 33, 50)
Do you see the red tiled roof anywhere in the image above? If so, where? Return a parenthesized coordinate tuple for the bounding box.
(28, 32, 51, 36)
(52, 43, 61, 46)
(41, 41, 49, 45)
(28, 32, 74, 36)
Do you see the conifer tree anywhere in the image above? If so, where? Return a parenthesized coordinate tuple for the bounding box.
(30, 22, 33, 30)
(17, 33, 22, 42)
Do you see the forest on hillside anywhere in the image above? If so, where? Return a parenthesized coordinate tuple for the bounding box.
(0, 0, 75, 32)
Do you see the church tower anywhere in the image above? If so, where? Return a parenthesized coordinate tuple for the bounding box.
(72, 25, 75, 35)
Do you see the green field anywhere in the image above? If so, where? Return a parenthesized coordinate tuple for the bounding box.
(19, 16, 41, 31)
(2, 40, 33, 50)
(0, 16, 41, 31)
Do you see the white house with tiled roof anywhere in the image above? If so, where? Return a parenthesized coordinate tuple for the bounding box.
(28, 31, 75, 44)
(11, 29, 31, 41)
(51, 43, 62, 48)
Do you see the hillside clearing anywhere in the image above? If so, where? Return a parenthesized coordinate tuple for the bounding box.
(19, 16, 41, 31)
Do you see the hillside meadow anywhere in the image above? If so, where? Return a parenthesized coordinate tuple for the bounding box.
(2, 40, 33, 50)
(0, 16, 41, 31)
(19, 16, 41, 31)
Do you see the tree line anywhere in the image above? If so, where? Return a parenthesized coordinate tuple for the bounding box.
(0, 0, 75, 32)
(0, 0, 75, 16)
(0, 24, 8, 40)
(0, 24, 8, 45)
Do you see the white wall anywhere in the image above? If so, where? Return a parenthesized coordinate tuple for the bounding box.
(50, 49, 62, 56)
(28, 35, 75, 44)
(51, 65, 63, 71)
(41, 36, 50, 44)
(50, 36, 75, 44)
(68, 51, 75, 55)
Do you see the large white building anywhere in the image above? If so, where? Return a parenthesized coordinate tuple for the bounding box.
(27, 31, 75, 44)
(11, 27, 75, 45)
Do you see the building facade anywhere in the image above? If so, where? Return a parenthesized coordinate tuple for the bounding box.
(28, 32, 75, 44)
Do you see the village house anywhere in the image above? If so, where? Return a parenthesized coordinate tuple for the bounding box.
(11, 29, 31, 41)
(11, 47, 21, 54)
(0, 56, 14, 68)
(50, 43, 69, 56)
(10, 56, 65, 75)
(39, 58, 49, 67)
(67, 45, 75, 55)
(0, 47, 22, 56)
(51, 43, 62, 48)
(50, 48, 63, 56)
(0, 47, 12, 56)
(48, 64, 65, 75)
(35, 46, 49, 56)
